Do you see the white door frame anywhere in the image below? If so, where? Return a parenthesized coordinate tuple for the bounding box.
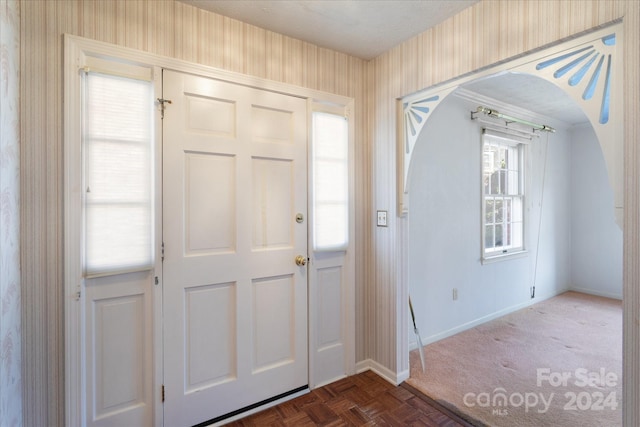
(63, 34, 355, 427)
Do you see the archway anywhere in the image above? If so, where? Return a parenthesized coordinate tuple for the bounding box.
(399, 25, 622, 223)
(396, 23, 624, 412)
(405, 71, 622, 343)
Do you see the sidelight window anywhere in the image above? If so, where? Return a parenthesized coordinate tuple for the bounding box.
(311, 111, 349, 251)
(83, 71, 154, 276)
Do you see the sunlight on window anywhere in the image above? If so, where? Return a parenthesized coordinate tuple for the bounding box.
(312, 111, 349, 251)
(83, 72, 154, 275)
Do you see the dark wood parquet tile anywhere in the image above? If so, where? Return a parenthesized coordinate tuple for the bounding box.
(225, 371, 476, 427)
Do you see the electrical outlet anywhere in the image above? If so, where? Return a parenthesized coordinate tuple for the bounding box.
(377, 210, 388, 227)
(453, 288, 458, 300)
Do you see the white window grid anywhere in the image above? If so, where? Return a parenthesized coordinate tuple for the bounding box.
(482, 134, 525, 258)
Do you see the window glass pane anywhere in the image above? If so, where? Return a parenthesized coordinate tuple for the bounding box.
(485, 225, 495, 249)
(512, 224, 522, 247)
(312, 111, 348, 251)
(314, 161, 347, 202)
(493, 148, 502, 171)
(485, 199, 494, 224)
(497, 170, 505, 194)
(483, 172, 491, 195)
(507, 170, 519, 195)
(83, 72, 153, 275)
(511, 197, 524, 248)
(85, 140, 150, 202)
(314, 204, 348, 250)
(85, 205, 152, 272)
(495, 199, 504, 223)
(86, 74, 152, 141)
(495, 224, 504, 247)
(512, 197, 523, 222)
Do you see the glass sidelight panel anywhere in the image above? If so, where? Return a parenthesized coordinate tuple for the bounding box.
(312, 112, 349, 251)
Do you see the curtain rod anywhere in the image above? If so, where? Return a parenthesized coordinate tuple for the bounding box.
(471, 106, 556, 133)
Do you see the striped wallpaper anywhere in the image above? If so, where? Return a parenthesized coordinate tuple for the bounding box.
(19, 0, 640, 426)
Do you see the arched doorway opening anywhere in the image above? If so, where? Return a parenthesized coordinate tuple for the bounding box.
(406, 72, 621, 342)
(396, 23, 623, 425)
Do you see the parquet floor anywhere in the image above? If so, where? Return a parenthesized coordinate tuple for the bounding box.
(225, 370, 475, 426)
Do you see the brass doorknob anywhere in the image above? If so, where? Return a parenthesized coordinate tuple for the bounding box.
(295, 255, 307, 266)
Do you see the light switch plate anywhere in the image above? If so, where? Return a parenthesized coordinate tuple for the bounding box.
(377, 210, 388, 227)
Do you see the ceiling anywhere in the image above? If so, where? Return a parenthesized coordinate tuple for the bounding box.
(180, 0, 587, 126)
(180, 0, 478, 60)
(462, 73, 588, 126)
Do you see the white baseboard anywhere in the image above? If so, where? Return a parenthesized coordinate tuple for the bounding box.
(569, 286, 623, 301)
(356, 359, 409, 385)
(409, 291, 563, 350)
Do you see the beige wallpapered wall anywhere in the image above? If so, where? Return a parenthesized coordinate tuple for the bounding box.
(20, 0, 640, 426)
(0, 0, 21, 426)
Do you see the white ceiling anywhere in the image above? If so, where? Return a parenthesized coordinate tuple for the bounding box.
(462, 73, 588, 126)
(180, 0, 586, 126)
(180, 0, 478, 60)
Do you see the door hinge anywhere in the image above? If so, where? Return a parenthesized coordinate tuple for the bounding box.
(162, 385, 165, 402)
(155, 276, 159, 286)
(157, 98, 172, 119)
(161, 242, 165, 262)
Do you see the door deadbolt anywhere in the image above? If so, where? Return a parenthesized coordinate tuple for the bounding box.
(295, 255, 307, 266)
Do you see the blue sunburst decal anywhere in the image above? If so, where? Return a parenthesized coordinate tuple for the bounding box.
(536, 34, 615, 124)
(404, 95, 439, 153)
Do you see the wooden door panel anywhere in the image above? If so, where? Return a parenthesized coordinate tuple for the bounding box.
(85, 271, 153, 427)
(184, 152, 236, 254)
(162, 70, 308, 426)
(252, 157, 294, 249)
(184, 282, 237, 390)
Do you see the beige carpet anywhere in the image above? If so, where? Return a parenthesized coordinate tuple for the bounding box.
(406, 291, 622, 427)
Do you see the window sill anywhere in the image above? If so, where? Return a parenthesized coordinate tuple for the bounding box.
(481, 250, 528, 265)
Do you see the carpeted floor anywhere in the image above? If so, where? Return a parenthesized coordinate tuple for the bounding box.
(406, 291, 622, 427)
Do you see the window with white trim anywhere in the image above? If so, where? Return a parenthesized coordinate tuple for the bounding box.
(482, 130, 525, 260)
(83, 70, 154, 276)
(311, 111, 349, 251)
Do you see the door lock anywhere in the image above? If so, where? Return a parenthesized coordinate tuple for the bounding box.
(295, 255, 307, 266)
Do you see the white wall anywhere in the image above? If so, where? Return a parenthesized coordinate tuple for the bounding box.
(570, 125, 623, 299)
(407, 93, 573, 345)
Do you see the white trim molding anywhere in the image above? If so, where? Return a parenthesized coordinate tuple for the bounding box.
(356, 359, 410, 386)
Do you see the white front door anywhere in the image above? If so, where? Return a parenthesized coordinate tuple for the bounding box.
(161, 70, 309, 426)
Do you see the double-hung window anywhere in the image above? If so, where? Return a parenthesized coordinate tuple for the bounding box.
(481, 130, 525, 261)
